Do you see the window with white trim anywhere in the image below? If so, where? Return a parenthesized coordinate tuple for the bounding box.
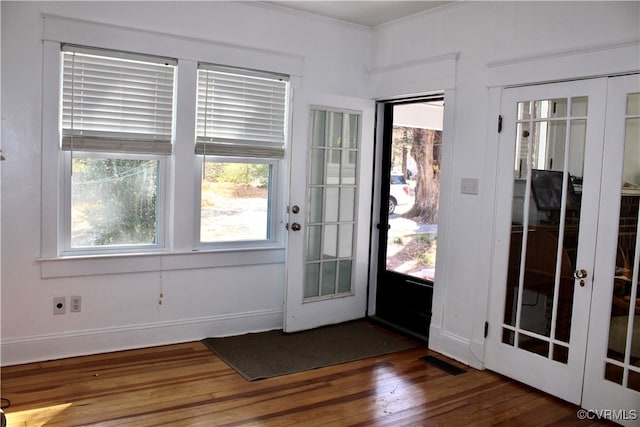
(195, 64, 289, 245)
(61, 46, 176, 253)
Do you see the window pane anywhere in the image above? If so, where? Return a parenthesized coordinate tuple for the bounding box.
(71, 156, 159, 247)
(200, 161, 271, 242)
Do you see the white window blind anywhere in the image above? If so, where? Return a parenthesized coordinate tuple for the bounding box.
(61, 46, 176, 155)
(195, 65, 288, 159)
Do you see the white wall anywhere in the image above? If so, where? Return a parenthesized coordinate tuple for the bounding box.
(370, 1, 639, 368)
(0, 1, 371, 365)
(2, 0, 639, 369)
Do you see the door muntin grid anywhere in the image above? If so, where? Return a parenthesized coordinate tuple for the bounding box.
(503, 97, 588, 363)
(304, 109, 359, 301)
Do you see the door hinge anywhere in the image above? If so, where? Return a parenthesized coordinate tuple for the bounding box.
(497, 115, 503, 133)
(484, 321, 489, 338)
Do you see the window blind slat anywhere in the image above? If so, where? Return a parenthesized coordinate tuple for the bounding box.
(62, 49, 175, 155)
(196, 67, 287, 159)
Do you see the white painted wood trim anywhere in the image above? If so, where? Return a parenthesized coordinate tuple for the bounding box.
(1, 308, 283, 366)
(487, 39, 640, 88)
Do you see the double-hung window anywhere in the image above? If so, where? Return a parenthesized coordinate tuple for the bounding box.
(195, 64, 289, 245)
(61, 46, 176, 253)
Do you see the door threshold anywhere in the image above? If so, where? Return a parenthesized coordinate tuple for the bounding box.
(368, 315, 429, 346)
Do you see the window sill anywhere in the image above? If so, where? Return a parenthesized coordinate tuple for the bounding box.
(38, 247, 286, 279)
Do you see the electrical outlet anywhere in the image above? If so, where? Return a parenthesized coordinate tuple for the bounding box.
(53, 296, 66, 315)
(70, 295, 81, 313)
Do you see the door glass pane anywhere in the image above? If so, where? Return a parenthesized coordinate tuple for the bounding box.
(338, 224, 353, 258)
(328, 112, 343, 148)
(324, 188, 339, 222)
(309, 149, 324, 185)
(535, 98, 567, 118)
(345, 114, 358, 148)
(338, 260, 353, 293)
(305, 263, 320, 298)
(605, 94, 640, 391)
(321, 261, 337, 295)
(311, 110, 326, 146)
(339, 188, 355, 221)
(341, 150, 357, 185)
(385, 101, 443, 282)
(309, 188, 323, 223)
(306, 225, 321, 261)
(304, 109, 359, 300)
(571, 97, 589, 117)
(503, 97, 586, 362)
(323, 224, 338, 259)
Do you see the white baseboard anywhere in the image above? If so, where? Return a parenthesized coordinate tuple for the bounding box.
(1, 309, 283, 366)
(428, 323, 485, 370)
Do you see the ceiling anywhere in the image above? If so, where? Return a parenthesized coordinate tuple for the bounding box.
(266, 1, 455, 27)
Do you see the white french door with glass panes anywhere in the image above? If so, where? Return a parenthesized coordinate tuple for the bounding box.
(583, 75, 640, 421)
(486, 78, 607, 404)
(487, 75, 640, 419)
(284, 93, 374, 332)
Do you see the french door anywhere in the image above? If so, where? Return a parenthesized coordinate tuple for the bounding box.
(488, 75, 640, 419)
(486, 78, 606, 404)
(284, 92, 374, 333)
(583, 75, 640, 421)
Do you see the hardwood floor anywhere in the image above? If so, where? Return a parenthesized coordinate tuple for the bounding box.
(1, 333, 611, 426)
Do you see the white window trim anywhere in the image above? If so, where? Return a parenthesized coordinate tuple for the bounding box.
(40, 16, 303, 275)
(60, 151, 168, 256)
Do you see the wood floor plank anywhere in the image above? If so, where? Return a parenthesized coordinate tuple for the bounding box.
(1, 332, 612, 426)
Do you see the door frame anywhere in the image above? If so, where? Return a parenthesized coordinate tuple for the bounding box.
(370, 96, 444, 342)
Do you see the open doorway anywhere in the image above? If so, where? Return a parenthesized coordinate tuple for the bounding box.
(373, 97, 444, 342)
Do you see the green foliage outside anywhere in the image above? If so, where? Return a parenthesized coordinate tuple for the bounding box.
(204, 162, 269, 188)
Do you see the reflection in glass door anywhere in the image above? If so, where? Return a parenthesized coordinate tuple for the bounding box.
(503, 96, 587, 362)
(603, 92, 640, 392)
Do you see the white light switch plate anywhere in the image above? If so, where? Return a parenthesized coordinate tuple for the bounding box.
(461, 178, 479, 195)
